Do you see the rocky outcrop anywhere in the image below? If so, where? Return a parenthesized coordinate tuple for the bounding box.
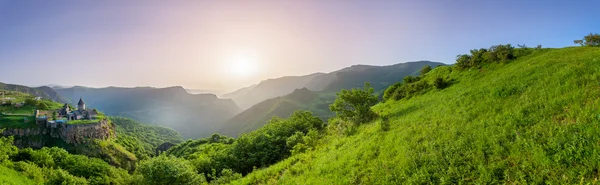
(2, 119, 115, 148)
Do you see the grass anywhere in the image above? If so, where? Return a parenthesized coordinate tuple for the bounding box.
(0, 115, 37, 128)
(231, 47, 600, 184)
(0, 165, 36, 185)
(67, 119, 100, 125)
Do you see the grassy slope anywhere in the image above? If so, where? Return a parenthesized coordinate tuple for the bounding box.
(232, 47, 600, 184)
(0, 165, 36, 185)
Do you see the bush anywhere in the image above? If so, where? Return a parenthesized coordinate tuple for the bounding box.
(135, 155, 205, 185)
(0, 135, 17, 162)
(383, 82, 402, 101)
(420, 65, 432, 75)
(455, 44, 519, 69)
(330, 82, 379, 124)
(44, 168, 89, 185)
(13, 161, 45, 184)
(433, 77, 448, 89)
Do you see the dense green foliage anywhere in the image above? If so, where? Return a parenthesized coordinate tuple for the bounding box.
(158, 111, 324, 183)
(329, 83, 379, 124)
(112, 117, 184, 160)
(1, 135, 134, 184)
(231, 46, 600, 184)
(135, 155, 205, 185)
(454, 44, 537, 69)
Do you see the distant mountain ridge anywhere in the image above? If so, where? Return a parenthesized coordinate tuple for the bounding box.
(0, 82, 70, 103)
(223, 61, 444, 110)
(55, 86, 241, 139)
(222, 73, 325, 109)
(218, 61, 445, 137)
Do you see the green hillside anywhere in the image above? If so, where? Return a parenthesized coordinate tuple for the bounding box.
(0, 82, 70, 103)
(231, 46, 600, 184)
(219, 88, 334, 137)
(219, 62, 444, 137)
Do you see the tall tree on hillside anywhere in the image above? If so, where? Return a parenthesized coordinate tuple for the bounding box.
(574, 39, 584, 46)
(583, 33, 600, 47)
(330, 82, 379, 124)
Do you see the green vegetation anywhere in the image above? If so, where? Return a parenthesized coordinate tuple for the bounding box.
(576, 33, 600, 47)
(112, 117, 184, 160)
(155, 111, 324, 183)
(67, 119, 100, 125)
(135, 155, 205, 185)
(329, 83, 379, 124)
(229, 46, 600, 184)
(0, 115, 36, 128)
(219, 61, 444, 137)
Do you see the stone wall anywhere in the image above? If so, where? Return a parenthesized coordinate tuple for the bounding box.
(1, 119, 115, 148)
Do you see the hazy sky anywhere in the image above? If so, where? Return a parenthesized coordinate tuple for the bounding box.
(1, 0, 598, 92)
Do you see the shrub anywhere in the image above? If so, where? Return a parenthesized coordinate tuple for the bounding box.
(455, 44, 520, 69)
(433, 77, 448, 89)
(330, 82, 379, 124)
(44, 168, 89, 185)
(13, 161, 45, 184)
(383, 82, 402, 101)
(135, 155, 205, 185)
(420, 65, 432, 75)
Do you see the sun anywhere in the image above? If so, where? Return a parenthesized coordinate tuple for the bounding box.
(230, 56, 259, 77)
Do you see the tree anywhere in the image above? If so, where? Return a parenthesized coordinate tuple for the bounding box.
(52, 112, 57, 121)
(0, 134, 18, 162)
(574, 39, 584, 46)
(135, 155, 205, 185)
(420, 65, 432, 75)
(583, 33, 600, 47)
(330, 82, 379, 124)
(25, 99, 38, 106)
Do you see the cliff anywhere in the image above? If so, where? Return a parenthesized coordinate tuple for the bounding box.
(1, 119, 115, 148)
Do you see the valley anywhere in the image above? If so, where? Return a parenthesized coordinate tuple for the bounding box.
(1, 1, 599, 184)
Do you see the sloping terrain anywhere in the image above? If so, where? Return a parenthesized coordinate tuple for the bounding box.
(55, 86, 241, 138)
(0, 82, 69, 103)
(219, 88, 333, 136)
(223, 61, 444, 110)
(232, 47, 600, 184)
(219, 61, 444, 137)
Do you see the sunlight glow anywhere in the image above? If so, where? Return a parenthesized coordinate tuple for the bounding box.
(229, 56, 259, 77)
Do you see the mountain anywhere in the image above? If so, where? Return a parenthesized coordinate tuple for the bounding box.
(0, 82, 69, 103)
(54, 86, 241, 138)
(231, 46, 600, 184)
(219, 88, 333, 136)
(222, 73, 325, 109)
(219, 61, 444, 137)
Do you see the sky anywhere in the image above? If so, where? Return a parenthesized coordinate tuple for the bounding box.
(0, 0, 599, 93)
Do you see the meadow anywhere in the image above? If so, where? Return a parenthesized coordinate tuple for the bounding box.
(232, 46, 600, 184)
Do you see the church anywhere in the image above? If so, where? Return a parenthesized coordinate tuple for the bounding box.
(59, 98, 99, 120)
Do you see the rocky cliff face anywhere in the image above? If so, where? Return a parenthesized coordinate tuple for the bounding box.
(1, 120, 115, 148)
